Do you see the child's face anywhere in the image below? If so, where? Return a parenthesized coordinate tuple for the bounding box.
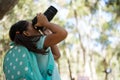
(23, 22, 40, 36)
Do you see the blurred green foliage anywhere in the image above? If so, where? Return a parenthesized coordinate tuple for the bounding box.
(0, 0, 120, 80)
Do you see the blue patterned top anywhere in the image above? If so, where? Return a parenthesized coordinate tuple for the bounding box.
(3, 35, 61, 80)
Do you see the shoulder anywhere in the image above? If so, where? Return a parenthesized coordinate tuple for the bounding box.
(4, 45, 29, 60)
(11, 45, 29, 53)
(3, 45, 32, 69)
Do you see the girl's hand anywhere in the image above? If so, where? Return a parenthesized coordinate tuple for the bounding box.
(35, 13, 49, 27)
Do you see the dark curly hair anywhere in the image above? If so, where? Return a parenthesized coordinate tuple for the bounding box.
(9, 20, 46, 54)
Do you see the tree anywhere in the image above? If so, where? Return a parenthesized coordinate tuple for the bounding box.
(0, 0, 120, 80)
(0, 0, 19, 20)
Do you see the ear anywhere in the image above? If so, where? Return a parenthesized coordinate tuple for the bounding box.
(23, 31, 29, 36)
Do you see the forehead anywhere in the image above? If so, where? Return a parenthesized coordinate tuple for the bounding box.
(28, 22, 32, 26)
(26, 22, 37, 31)
(27, 22, 33, 28)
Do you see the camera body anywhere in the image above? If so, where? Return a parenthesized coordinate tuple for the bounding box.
(32, 6, 58, 30)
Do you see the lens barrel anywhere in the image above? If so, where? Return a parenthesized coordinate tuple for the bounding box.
(32, 6, 58, 30)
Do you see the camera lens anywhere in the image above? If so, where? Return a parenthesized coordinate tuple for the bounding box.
(32, 6, 58, 30)
(44, 6, 57, 21)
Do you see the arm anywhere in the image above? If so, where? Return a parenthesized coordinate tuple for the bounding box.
(51, 45, 61, 60)
(35, 13, 67, 48)
(43, 29, 61, 60)
(43, 23, 67, 48)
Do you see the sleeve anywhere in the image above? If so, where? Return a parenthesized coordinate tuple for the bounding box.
(37, 35, 46, 49)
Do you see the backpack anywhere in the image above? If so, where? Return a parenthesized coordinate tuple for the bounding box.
(3, 44, 54, 80)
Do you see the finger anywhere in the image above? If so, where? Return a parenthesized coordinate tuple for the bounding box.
(38, 13, 41, 16)
(35, 23, 39, 27)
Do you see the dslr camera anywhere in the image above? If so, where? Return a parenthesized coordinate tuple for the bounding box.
(32, 6, 58, 30)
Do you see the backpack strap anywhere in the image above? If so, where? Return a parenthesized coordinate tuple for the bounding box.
(36, 36, 54, 80)
(46, 49, 54, 80)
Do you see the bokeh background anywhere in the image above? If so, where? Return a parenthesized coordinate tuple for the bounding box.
(0, 0, 120, 80)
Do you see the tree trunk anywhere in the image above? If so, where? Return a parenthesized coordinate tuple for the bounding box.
(0, 0, 19, 20)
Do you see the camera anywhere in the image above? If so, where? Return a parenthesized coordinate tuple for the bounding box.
(32, 6, 58, 30)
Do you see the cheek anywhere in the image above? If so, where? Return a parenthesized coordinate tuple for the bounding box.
(28, 27, 36, 33)
(27, 24, 40, 36)
(29, 29, 40, 35)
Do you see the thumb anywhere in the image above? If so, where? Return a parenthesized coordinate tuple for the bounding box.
(34, 23, 39, 29)
(35, 23, 39, 27)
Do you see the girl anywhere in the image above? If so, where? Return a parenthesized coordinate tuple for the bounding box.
(3, 13, 67, 80)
